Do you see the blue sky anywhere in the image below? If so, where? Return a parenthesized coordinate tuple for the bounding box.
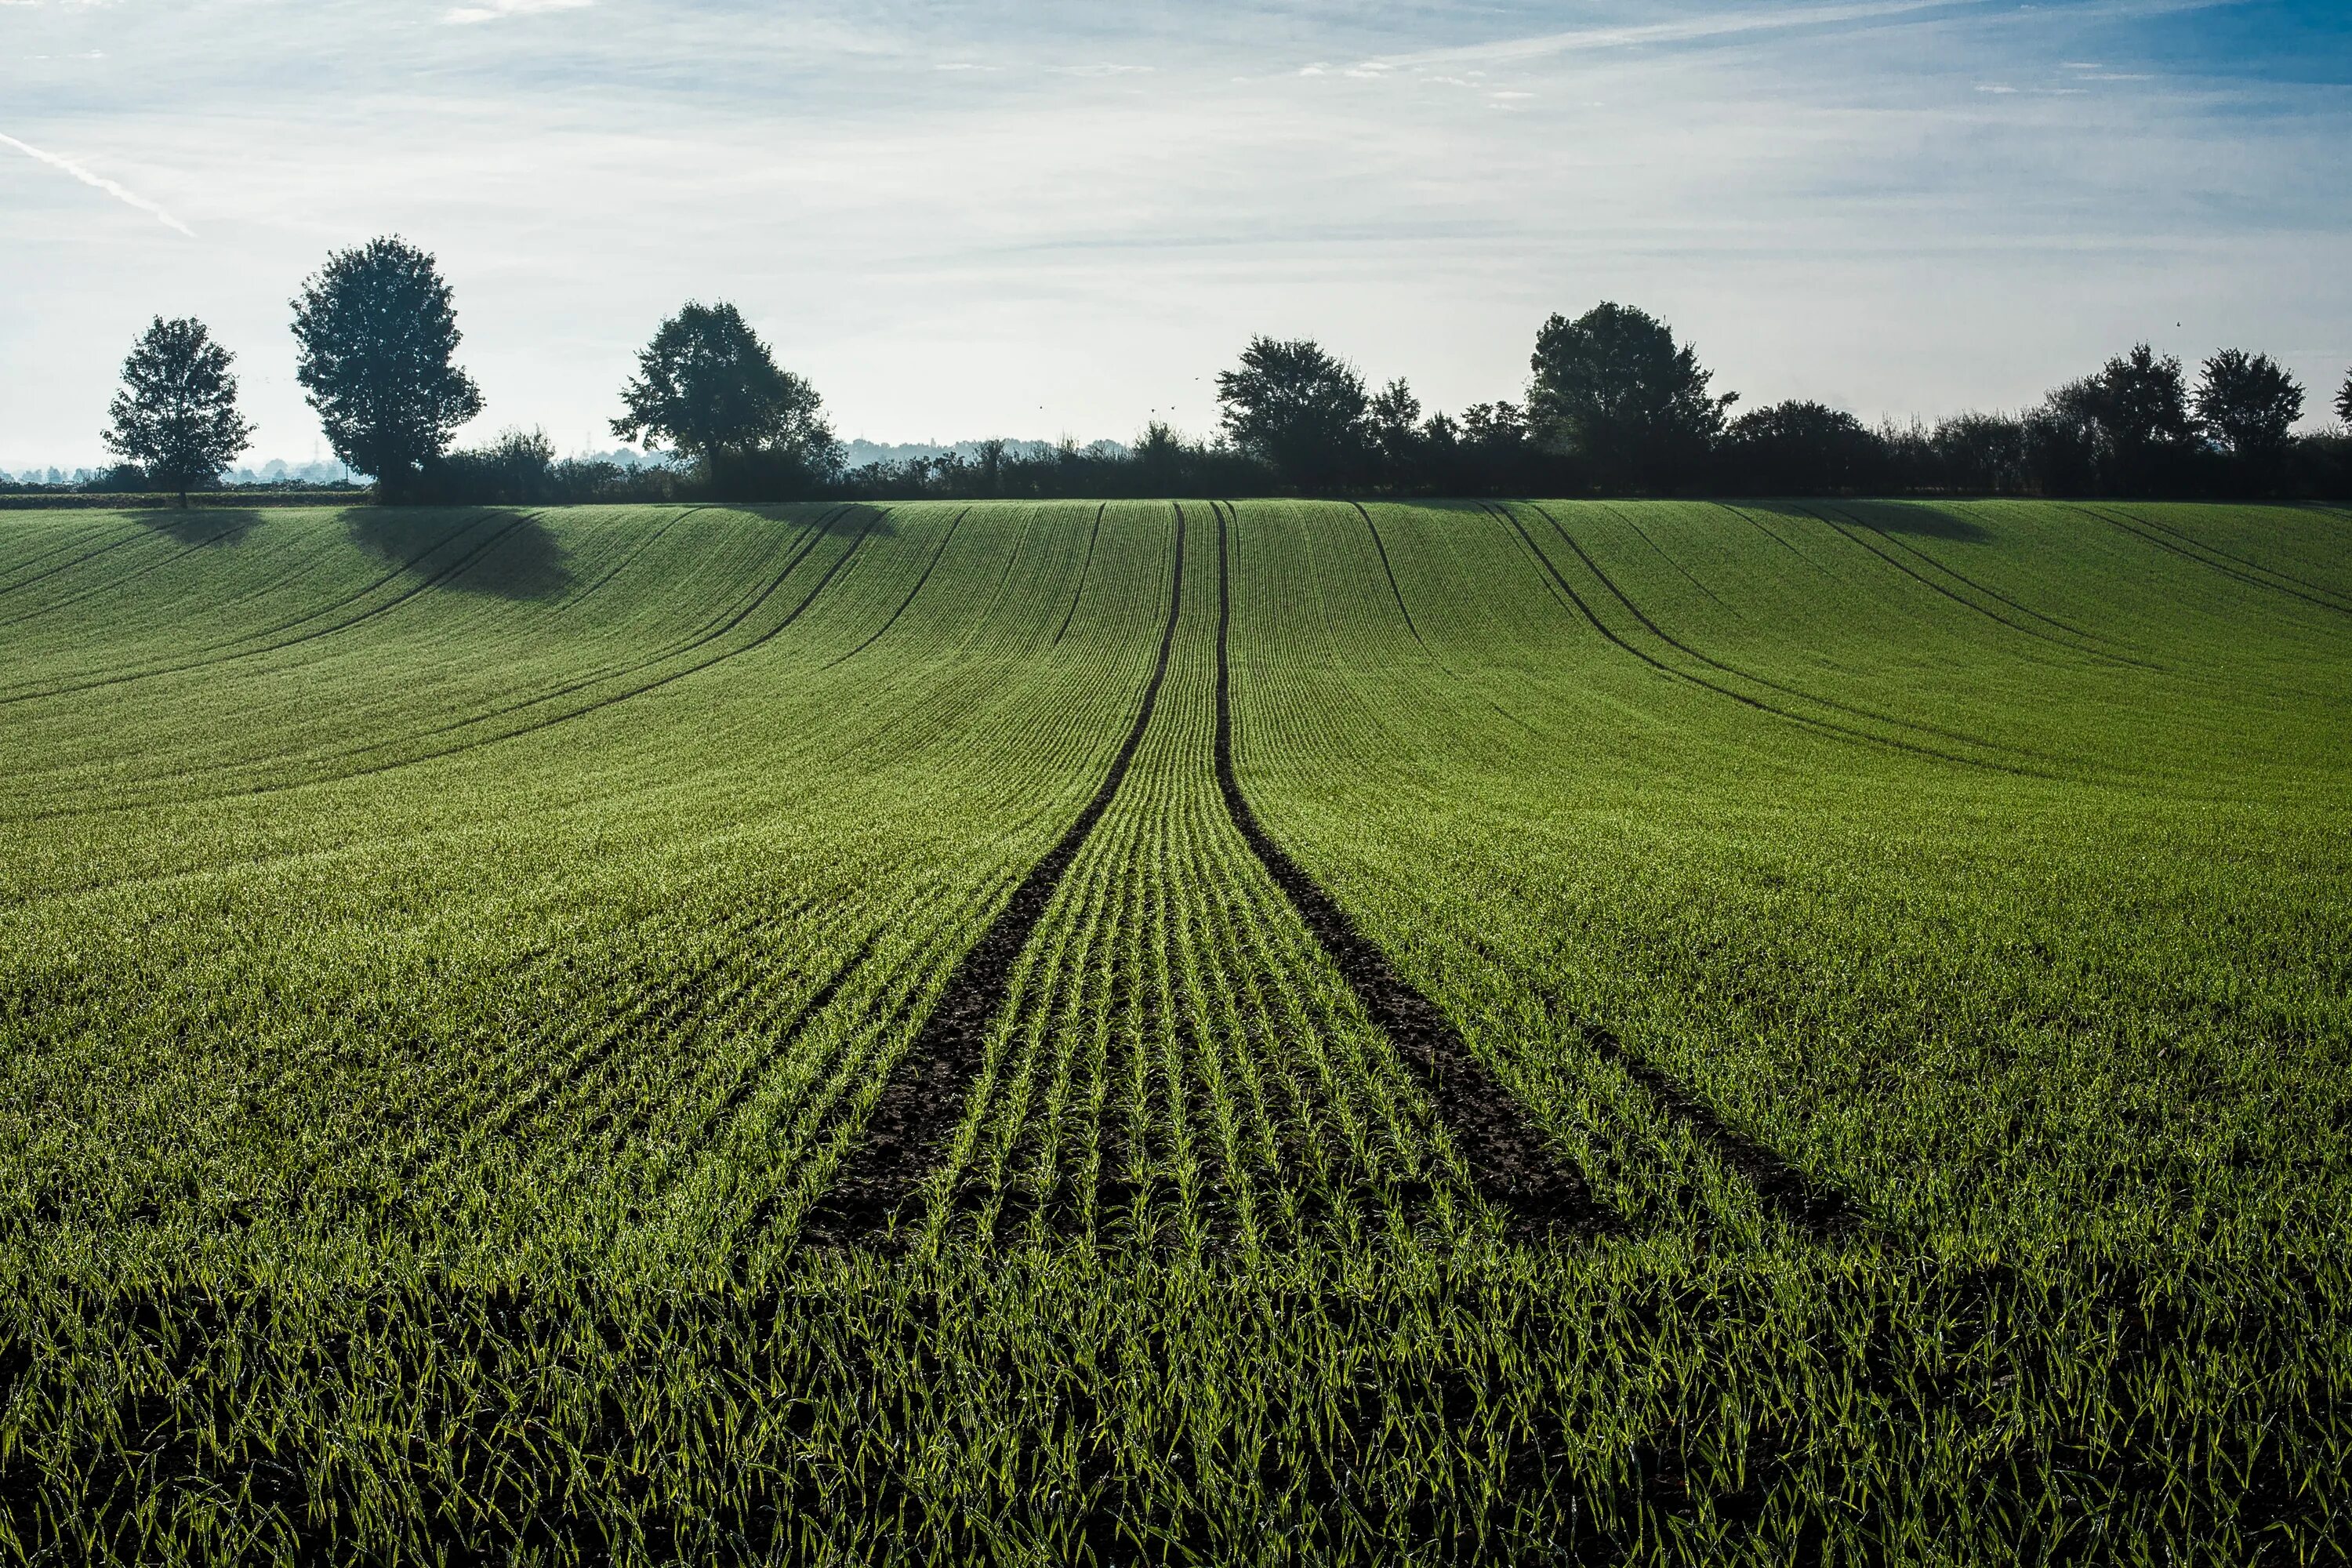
(4, 0, 2348, 468)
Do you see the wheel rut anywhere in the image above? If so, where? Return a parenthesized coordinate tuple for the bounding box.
(1210, 503, 1606, 1243)
(811, 500, 1859, 1250)
(808, 505, 1189, 1240)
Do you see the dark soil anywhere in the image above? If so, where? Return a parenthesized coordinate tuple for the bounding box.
(808, 507, 1189, 1240)
(1207, 503, 1609, 1243)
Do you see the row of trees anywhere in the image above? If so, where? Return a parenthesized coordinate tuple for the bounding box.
(1209, 310, 2350, 499)
(89, 235, 2352, 504)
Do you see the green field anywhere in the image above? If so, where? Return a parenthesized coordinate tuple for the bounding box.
(2, 498, 2347, 1564)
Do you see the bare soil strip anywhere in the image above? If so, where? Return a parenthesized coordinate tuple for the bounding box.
(811, 506, 1189, 1240)
(1209, 503, 1606, 1243)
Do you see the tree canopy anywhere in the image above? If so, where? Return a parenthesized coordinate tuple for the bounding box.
(290, 238, 483, 501)
(1720, 400, 1880, 495)
(100, 317, 253, 505)
(610, 302, 839, 495)
(1526, 303, 1734, 492)
(1214, 337, 1369, 488)
(2194, 350, 2303, 461)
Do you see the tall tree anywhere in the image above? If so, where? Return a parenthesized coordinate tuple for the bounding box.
(610, 302, 839, 495)
(2084, 343, 2193, 493)
(1526, 303, 1734, 492)
(2194, 349, 2302, 461)
(100, 317, 253, 506)
(290, 237, 482, 502)
(1368, 378, 1422, 488)
(1214, 337, 1370, 488)
(2336, 368, 2352, 428)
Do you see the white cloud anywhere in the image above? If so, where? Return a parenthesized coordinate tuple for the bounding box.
(1367, 0, 1962, 70)
(3, 0, 2350, 466)
(0, 131, 193, 236)
(445, 0, 590, 24)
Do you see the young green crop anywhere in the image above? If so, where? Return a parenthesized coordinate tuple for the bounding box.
(0, 497, 2345, 1563)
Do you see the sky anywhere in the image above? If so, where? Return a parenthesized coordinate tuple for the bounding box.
(3, 0, 2349, 470)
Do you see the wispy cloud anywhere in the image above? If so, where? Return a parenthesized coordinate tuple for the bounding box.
(1363, 0, 1966, 70)
(445, 0, 590, 24)
(0, 130, 192, 235)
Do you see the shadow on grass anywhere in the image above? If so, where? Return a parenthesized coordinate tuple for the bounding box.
(343, 508, 572, 601)
(141, 509, 261, 546)
(1824, 500, 1991, 541)
(723, 500, 898, 536)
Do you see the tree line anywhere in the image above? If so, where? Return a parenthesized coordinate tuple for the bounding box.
(77, 234, 2352, 506)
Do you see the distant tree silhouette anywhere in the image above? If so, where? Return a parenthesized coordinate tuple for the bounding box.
(423, 427, 559, 506)
(2336, 368, 2352, 428)
(1720, 401, 1881, 494)
(100, 316, 253, 506)
(1369, 378, 1422, 487)
(1527, 303, 1734, 492)
(2022, 379, 2109, 495)
(2194, 350, 2302, 464)
(1215, 337, 1370, 488)
(1929, 412, 2031, 493)
(291, 237, 483, 503)
(611, 302, 839, 498)
(2084, 344, 2194, 494)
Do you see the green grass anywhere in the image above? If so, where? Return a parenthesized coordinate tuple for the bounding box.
(1, 497, 2347, 1563)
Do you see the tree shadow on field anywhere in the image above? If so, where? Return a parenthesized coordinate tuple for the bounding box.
(343, 507, 572, 601)
(830, 502, 895, 535)
(1819, 499, 1991, 542)
(728, 500, 896, 536)
(141, 508, 260, 546)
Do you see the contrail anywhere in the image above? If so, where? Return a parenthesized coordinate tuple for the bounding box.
(0, 131, 195, 238)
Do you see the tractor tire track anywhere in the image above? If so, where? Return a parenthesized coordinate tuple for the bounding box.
(808, 504, 1188, 1242)
(1337, 502, 1537, 739)
(1575, 1020, 1854, 1238)
(318, 510, 852, 759)
(0, 510, 532, 706)
(2108, 503, 2352, 608)
(1815, 502, 2116, 644)
(2, 512, 884, 825)
(1795, 503, 2158, 666)
(1213, 503, 1607, 1243)
(271, 510, 883, 786)
(1594, 503, 1733, 611)
(1521, 503, 2063, 758)
(1052, 503, 1107, 646)
(1489, 503, 2053, 779)
(0, 517, 149, 600)
(1349, 501, 1433, 655)
(552, 503, 713, 612)
(0, 514, 256, 632)
(2077, 503, 2352, 619)
(822, 507, 967, 670)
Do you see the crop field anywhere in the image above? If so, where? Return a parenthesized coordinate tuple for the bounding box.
(1, 496, 2347, 1564)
